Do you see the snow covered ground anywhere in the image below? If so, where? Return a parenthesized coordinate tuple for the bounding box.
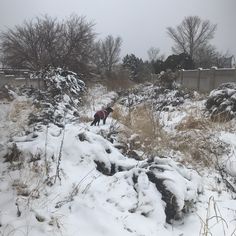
(1, 77, 236, 236)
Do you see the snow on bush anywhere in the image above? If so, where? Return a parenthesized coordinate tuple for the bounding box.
(155, 70, 177, 89)
(119, 83, 191, 112)
(28, 68, 86, 127)
(38, 67, 85, 97)
(0, 85, 17, 101)
(206, 83, 236, 121)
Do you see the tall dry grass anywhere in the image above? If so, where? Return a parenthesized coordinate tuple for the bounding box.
(113, 101, 230, 168)
(102, 77, 136, 92)
(112, 104, 170, 156)
(172, 112, 230, 168)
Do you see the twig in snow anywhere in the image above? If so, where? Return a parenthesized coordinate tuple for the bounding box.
(44, 125, 49, 178)
(55, 168, 96, 208)
(54, 126, 65, 185)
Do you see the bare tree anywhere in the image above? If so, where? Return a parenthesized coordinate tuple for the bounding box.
(194, 44, 217, 68)
(167, 16, 217, 61)
(96, 35, 122, 73)
(60, 15, 96, 73)
(1, 16, 64, 69)
(214, 52, 233, 68)
(0, 15, 95, 74)
(0, 51, 6, 67)
(147, 47, 165, 62)
(147, 47, 160, 62)
(194, 44, 232, 68)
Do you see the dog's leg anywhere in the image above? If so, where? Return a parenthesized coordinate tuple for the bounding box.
(103, 118, 106, 125)
(92, 114, 99, 126)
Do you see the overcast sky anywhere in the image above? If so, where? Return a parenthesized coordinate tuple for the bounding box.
(0, 0, 235, 60)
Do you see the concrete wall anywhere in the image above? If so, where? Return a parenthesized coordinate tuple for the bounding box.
(177, 67, 236, 92)
(0, 69, 45, 89)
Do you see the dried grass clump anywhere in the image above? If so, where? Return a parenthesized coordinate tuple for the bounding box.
(9, 100, 33, 122)
(173, 110, 232, 168)
(210, 111, 233, 123)
(111, 105, 132, 131)
(131, 106, 163, 139)
(170, 131, 228, 167)
(113, 104, 163, 137)
(176, 115, 211, 131)
(104, 77, 136, 92)
(100, 71, 136, 92)
(199, 196, 228, 236)
(79, 115, 93, 123)
(112, 104, 170, 157)
(111, 105, 126, 122)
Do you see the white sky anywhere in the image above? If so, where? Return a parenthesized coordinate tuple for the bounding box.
(0, 0, 235, 60)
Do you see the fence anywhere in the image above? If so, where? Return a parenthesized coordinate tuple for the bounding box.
(0, 68, 45, 89)
(2, 67, 236, 93)
(176, 67, 236, 92)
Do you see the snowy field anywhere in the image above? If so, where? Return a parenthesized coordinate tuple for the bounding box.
(1, 74, 236, 236)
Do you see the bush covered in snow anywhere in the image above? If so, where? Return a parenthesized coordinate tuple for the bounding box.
(119, 83, 191, 112)
(154, 70, 177, 89)
(34, 67, 85, 97)
(28, 68, 86, 127)
(206, 83, 236, 121)
(0, 85, 16, 101)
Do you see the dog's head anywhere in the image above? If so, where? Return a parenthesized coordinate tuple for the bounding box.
(106, 107, 113, 113)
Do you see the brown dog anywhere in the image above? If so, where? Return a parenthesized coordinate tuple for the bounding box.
(91, 107, 113, 126)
